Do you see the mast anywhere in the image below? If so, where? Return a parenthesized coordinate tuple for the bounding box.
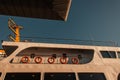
(8, 18, 23, 42)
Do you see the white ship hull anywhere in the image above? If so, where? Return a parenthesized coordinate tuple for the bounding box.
(0, 41, 120, 80)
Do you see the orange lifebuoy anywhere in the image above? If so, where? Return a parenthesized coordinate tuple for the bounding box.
(60, 57, 68, 64)
(34, 56, 42, 64)
(21, 56, 30, 63)
(48, 57, 55, 64)
(71, 57, 79, 64)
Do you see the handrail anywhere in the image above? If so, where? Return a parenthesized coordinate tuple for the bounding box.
(20, 36, 117, 47)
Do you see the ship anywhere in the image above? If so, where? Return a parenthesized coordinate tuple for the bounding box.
(0, 0, 120, 80)
(0, 18, 119, 80)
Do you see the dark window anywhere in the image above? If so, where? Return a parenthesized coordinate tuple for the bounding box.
(44, 73, 76, 80)
(0, 72, 1, 77)
(118, 73, 120, 80)
(100, 51, 116, 58)
(78, 49, 94, 64)
(117, 52, 120, 58)
(4, 73, 40, 80)
(2, 46, 18, 57)
(78, 73, 106, 80)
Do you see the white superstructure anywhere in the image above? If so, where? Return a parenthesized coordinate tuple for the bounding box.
(0, 41, 120, 80)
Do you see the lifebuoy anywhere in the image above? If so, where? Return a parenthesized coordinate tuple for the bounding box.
(21, 56, 30, 63)
(60, 57, 68, 64)
(71, 57, 79, 64)
(34, 56, 42, 64)
(48, 57, 55, 64)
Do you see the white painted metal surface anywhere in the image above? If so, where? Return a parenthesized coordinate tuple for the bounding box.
(0, 41, 120, 80)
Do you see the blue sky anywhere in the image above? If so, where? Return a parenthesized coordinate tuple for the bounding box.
(0, 0, 120, 47)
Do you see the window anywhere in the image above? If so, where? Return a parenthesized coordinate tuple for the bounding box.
(117, 52, 120, 58)
(44, 73, 76, 80)
(78, 49, 94, 64)
(78, 73, 106, 80)
(4, 73, 40, 80)
(2, 46, 18, 57)
(118, 73, 120, 80)
(0, 72, 1, 77)
(100, 51, 116, 58)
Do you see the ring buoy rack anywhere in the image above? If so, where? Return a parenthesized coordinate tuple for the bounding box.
(71, 57, 79, 64)
(60, 57, 68, 64)
(21, 56, 30, 63)
(48, 57, 55, 64)
(34, 56, 42, 64)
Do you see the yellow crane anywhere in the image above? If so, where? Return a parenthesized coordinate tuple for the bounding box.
(0, 18, 22, 54)
(8, 18, 23, 42)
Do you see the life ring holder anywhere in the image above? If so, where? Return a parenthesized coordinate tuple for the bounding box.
(71, 57, 79, 64)
(60, 57, 68, 64)
(34, 56, 42, 64)
(47, 57, 55, 64)
(21, 56, 30, 63)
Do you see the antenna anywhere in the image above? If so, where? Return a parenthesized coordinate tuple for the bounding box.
(8, 18, 23, 42)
